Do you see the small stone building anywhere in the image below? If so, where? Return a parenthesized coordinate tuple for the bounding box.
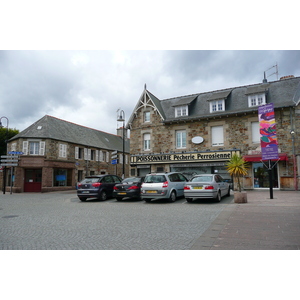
(4, 115, 129, 193)
(127, 76, 300, 190)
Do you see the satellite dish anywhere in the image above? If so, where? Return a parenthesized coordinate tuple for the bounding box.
(192, 136, 204, 144)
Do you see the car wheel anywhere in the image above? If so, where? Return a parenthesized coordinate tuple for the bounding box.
(186, 198, 193, 203)
(116, 197, 122, 201)
(169, 191, 176, 202)
(144, 199, 152, 203)
(215, 191, 221, 202)
(98, 191, 107, 201)
(79, 197, 86, 202)
(226, 188, 230, 197)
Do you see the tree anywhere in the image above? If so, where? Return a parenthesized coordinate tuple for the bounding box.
(0, 127, 19, 155)
(226, 153, 249, 192)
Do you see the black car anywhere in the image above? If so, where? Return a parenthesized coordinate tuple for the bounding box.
(77, 175, 122, 201)
(113, 176, 145, 201)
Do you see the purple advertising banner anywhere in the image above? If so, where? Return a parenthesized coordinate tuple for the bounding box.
(258, 103, 279, 160)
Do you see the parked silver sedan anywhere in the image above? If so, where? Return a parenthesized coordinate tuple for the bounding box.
(184, 174, 230, 203)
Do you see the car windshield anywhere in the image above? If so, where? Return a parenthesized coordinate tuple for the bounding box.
(191, 176, 213, 183)
(144, 175, 167, 183)
(122, 177, 141, 184)
(81, 177, 101, 184)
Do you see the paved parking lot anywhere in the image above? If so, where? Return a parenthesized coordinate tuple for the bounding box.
(0, 191, 233, 250)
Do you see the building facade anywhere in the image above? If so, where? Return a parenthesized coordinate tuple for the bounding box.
(127, 76, 300, 190)
(4, 115, 129, 193)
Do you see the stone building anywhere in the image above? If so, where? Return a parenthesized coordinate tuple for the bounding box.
(127, 76, 300, 190)
(4, 115, 129, 193)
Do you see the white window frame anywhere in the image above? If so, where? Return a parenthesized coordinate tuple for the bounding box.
(211, 125, 224, 146)
(251, 121, 260, 144)
(144, 111, 150, 122)
(175, 105, 188, 117)
(210, 99, 225, 113)
(59, 144, 67, 158)
(23, 141, 45, 155)
(176, 130, 186, 149)
(248, 93, 266, 107)
(143, 133, 151, 151)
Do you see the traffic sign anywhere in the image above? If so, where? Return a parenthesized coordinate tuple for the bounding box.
(8, 151, 24, 155)
(0, 163, 18, 167)
(111, 159, 118, 165)
(1, 159, 19, 162)
(111, 150, 118, 155)
(111, 154, 118, 159)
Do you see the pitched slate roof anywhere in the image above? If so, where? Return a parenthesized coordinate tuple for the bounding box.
(131, 76, 300, 125)
(10, 115, 129, 152)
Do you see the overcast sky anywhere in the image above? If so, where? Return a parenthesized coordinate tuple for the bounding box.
(1, 50, 299, 135)
(1, 2, 299, 137)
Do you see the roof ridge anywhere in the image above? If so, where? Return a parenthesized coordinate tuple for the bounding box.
(160, 76, 300, 102)
(45, 115, 121, 137)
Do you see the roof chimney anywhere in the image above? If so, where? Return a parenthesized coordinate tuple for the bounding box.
(262, 71, 267, 83)
(280, 75, 294, 80)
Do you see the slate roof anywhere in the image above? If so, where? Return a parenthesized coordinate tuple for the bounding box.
(10, 115, 129, 152)
(155, 76, 300, 123)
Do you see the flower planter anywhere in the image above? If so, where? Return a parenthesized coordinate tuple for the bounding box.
(234, 191, 247, 203)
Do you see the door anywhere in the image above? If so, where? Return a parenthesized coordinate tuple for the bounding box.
(24, 169, 42, 192)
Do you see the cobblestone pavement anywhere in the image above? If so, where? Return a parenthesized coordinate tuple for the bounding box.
(0, 191, 233, 250)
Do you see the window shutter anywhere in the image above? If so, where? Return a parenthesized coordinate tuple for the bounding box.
(87, 149, 91, 161)
(99, 150, 103, 161)
(84, 148, 88, 160)
(75, 147, 79, 159)
(212, 126, 224, 146)
(23, 141, 28, 155)
(251, 122, 260, 143)
(11, 143, 17, 152)
(95, 150, 99, 161)
(106, 152, 109, 162)
(39, 141, 45, 155)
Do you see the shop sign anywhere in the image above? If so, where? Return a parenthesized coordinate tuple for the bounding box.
(131, 150, 240, 165)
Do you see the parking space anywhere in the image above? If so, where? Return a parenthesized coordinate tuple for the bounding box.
(0, 191, 233, 250)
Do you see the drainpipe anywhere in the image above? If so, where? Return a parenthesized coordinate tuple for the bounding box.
(290, 107, 298, 191)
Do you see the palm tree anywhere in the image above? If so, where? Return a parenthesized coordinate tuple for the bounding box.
(226, 153, 249, 192)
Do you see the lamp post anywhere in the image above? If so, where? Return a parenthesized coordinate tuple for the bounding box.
(117, 110, 125, 179)
(0, 116, 9, 194)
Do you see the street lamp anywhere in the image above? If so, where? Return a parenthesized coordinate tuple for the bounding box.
(0, 116, 9, 194)
(117, 110, 125, 179)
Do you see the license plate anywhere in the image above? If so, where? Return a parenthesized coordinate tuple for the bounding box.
(193, 187, 202, 189)
(118, 192, 126, 195)
(146, 190, 157, 194)
(82, 191, 90, 193)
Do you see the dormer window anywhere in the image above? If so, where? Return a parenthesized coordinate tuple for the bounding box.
(175, 105, 188, 117)
(248, 93, 266, 107)
(210, 99, 225, 113)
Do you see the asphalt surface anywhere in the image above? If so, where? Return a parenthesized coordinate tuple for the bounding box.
(1, 190, 299, 250)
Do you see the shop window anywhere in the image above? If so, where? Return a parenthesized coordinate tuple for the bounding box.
(176, 130, 186, 148)
(53, 168, 72, 186)
(211, 126, 224, 146)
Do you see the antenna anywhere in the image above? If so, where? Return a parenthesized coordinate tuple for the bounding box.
(264, 63, 279, 81)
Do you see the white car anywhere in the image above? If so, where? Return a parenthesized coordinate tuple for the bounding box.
(141, 172, 188, 202)
(184, 174, 230, 203)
